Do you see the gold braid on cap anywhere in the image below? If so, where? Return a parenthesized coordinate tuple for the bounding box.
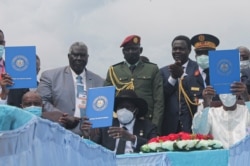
(178, 77, 200, 119)
(108, 66, 134, 95)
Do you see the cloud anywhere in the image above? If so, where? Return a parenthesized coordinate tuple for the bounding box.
(1, 0, 250, 78)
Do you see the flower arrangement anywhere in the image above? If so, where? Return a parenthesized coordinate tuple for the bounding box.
(140, 132, 223, 153)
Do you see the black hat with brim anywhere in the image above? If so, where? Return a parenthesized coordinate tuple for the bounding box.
(114, 90, 148, 118)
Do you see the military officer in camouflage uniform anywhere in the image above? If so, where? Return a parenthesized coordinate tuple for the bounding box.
(104, 35, 164, 133)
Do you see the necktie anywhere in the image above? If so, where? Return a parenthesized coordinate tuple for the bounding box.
(76, 75, 86, 117)
(203, 69, 210, 86)
(129, 65, 136, 73)
(116, 126, 127, 154)
(76, 75, 84, 97)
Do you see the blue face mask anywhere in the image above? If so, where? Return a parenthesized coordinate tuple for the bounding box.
(196, 54, 209, 69)
(0, 45, 4, 59)
(24, 106, 42, 117)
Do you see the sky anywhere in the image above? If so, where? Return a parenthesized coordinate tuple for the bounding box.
(1, 0, 250, 78)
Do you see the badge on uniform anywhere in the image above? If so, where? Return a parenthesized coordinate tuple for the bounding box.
(191, 87, 200, 91)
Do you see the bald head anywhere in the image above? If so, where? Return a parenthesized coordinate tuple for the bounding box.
(237, 46, 250, 61)
(21, 91, 43, 108)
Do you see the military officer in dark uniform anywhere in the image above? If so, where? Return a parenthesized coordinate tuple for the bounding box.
(104, 35, 164, 134)
(179, 34, 220, 133)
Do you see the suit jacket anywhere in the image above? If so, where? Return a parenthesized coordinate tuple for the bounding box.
(104, 61, 164, 132)
(241, 68, 250, 94)
(37, 66, 104, 135)
(160, 59, 198, 135)
(92, 118, 158, 153)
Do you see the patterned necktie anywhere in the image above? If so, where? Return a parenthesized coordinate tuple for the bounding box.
(76, 75, 87, 117)
(76, 75, 84, 97)
(116, 126, 127, 154)
(203, 69, 210, 86)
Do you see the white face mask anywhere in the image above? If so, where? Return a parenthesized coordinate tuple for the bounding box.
(196, 55, 209, 69)
(240, 60, 250, 70)
(116, 108, 135, 125)
(219, 94, 237, 107)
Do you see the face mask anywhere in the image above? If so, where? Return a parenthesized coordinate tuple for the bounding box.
(219, 94, 237, 107)
(196, 55, 209, 69)
(0, 45, 4, 59)
(116, 108, 135, 125)
(240, 60, 250, 70)
(24, 106, 42, 117)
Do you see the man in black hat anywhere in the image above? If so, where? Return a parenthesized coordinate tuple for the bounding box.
(81, 89, 158, 154)
(177, 34, 220, 133)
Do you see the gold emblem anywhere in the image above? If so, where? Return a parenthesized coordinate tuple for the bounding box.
(198, 35, 205, 41)
(191, 87, 200, 91)
(133, 37, 139, 44)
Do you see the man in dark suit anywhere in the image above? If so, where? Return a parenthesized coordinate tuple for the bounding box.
(180, 34, 220, 133)
(160, 35, 198, 135)
(81, 89, 158, 154)
(37, 42, 104, 135)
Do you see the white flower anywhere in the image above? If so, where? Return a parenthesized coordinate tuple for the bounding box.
(185, 140, 198, 150)
(140, 144, 150, 153)
(162, 141, 174, 151)
(195, 140, 209, 149)
(175, 140, 188, 149)
(211, 140, 223, 149)
(148, 142, 161, 151)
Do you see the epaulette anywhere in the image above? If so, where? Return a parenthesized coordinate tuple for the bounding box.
(112, 61, 124, 67)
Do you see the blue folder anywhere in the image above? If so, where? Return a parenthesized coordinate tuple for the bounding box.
(5, 46, 37, 89)
(86, 86, 115, 128)
(209, 49, 240, 94)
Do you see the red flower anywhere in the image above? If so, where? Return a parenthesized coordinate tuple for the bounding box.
(194, 70, 200, 76)
(167, 134, 179, 141)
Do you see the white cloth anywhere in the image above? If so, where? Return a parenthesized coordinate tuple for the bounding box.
(192, 102, 250, 149)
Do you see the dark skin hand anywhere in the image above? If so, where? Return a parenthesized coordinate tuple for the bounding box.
(58, 113, 80, 129)
(81, 117, 136, 143)
(108, 126, 136, 143)
(168, 60, 184, 79)
(202, 82, 249, 107)
(0, 73, 13, 99)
